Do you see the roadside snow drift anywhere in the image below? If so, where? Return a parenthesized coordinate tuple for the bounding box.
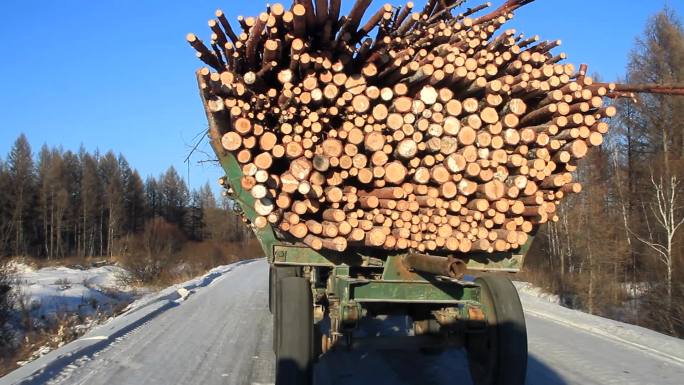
(13, 263, 135, 321)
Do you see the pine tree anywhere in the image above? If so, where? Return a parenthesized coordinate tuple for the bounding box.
(198, 182, 217, 209)
(7, 134, 36, 256)
(0, 158, 11, 256)
(80, 152, 101, 257)
(99, 152, 125, 257)
(188, 190, 205, 241)
(61, 151, 82, 256)
(37, 146, 69, 258)
(628, 9, 684, 164)
(121, 162, 145, 235)
(160, 167, 189, 226)
(144, 176, 161, 219)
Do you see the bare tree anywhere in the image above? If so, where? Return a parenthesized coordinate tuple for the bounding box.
(630, 173, 684, 311)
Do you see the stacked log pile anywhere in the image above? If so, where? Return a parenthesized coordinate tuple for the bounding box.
(189, 0, 616, 254)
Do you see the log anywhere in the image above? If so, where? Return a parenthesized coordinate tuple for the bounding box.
(193, 0, 620, 253)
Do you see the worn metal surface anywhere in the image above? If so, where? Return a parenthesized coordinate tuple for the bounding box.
(464, 235, 533, 272)
(402, 253, 467, 278)
(327, 261, 480, 305)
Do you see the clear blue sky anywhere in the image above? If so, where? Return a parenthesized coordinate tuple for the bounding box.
(0, 0, 682, 191)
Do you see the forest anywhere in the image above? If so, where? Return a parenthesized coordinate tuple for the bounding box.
(0, 7, 683, 342)
(525, 9, 684, 337)
(0, 134, 255, 274)
(0, 134, 261, 357)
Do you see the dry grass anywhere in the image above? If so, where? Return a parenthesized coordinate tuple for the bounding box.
(0, 307, 130, 377)
(114, 237, 263, 288)
(0, 330, 51, 376)
(0, 281, 139, 376)
(9, 255, 113, 270)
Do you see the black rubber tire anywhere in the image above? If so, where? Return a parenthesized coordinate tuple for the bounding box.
(269, 266, 274, 314)
(272, 266, 299, 352)
(466, 275, 527, 385)
(275, 276, 314, 385)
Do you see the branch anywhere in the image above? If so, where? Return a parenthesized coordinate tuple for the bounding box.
(473, 0, 535, 24)
(627, 226, 669, 260)
(598, 82, 684, 98)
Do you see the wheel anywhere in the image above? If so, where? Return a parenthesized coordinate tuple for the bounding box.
(269, 265, 277, 313)
(275, 276, 314, 385)
(466, 275, 527, 385)
(269, 266, 274, 313)
(272, 266, 299, 351)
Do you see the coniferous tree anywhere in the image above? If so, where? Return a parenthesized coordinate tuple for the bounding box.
(187, 190, 205, 241)
(144, 176, 162, 220)
(121, 162, 145, 234)
(62, 151, 82, 256)
(198, 182, 217, 209)
(99, 152, 125, 257)
(160, 167, 189, 226)
(80, 152, 101, 257)
(0, 134, 248, 264)
(7, 134, 36, 256)
(0, 158, 11, 256)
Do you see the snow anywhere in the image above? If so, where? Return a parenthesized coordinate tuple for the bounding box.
(0, 260, 256, 385)
(4, 262, 141, 367)
(518, 283, 684, 366)
(12, 263, 137, 321)
(514, 280, 684, 365)
(514, 281, 561, 304)
(2, 259, 683, 385)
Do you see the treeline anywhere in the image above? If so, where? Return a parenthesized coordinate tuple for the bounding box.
(526, 9, 684, 337)
(0, 135, 249, 260)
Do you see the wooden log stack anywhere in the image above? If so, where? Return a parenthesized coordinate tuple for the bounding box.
(190, 0, 614, 254)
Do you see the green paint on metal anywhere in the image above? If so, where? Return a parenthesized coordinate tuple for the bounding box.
(466, 253, 524, 272)
(381, 255, 429, 282)
(216, 150, 278, 259)
(349, 280, 472, 303)
(328, 259, 481, 304)
(465, 235, 533, 272)
(271, 245, 368, 267)
(272, 245, 335, 266)
(334, 265, 350, 277)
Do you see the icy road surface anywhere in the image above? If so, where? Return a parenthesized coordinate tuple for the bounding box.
(3, 259, 683, 385)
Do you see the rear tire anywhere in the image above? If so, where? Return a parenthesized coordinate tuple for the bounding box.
(272, 266, 298, 352)
(466, 275, 527, 385)
(269, 266, 274, 313)
(275, 276, 314, 385)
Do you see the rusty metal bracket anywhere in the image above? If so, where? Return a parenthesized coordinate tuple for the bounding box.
(402, 253, 467, 278)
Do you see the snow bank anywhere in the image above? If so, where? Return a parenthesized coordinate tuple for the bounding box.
(517, 282, 684, 365)
(0, 259, 257, 385)
(13, 263, 136, 321)
(513, 281, 561, 305)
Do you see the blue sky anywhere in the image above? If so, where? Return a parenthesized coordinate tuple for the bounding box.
(0, 0, 682, 190)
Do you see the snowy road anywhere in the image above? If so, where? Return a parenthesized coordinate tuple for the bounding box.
(3, 259, 684, 385)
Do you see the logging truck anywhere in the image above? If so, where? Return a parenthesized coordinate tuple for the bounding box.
(188, 0, 631, 384)
(202, 78, 530, 384)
